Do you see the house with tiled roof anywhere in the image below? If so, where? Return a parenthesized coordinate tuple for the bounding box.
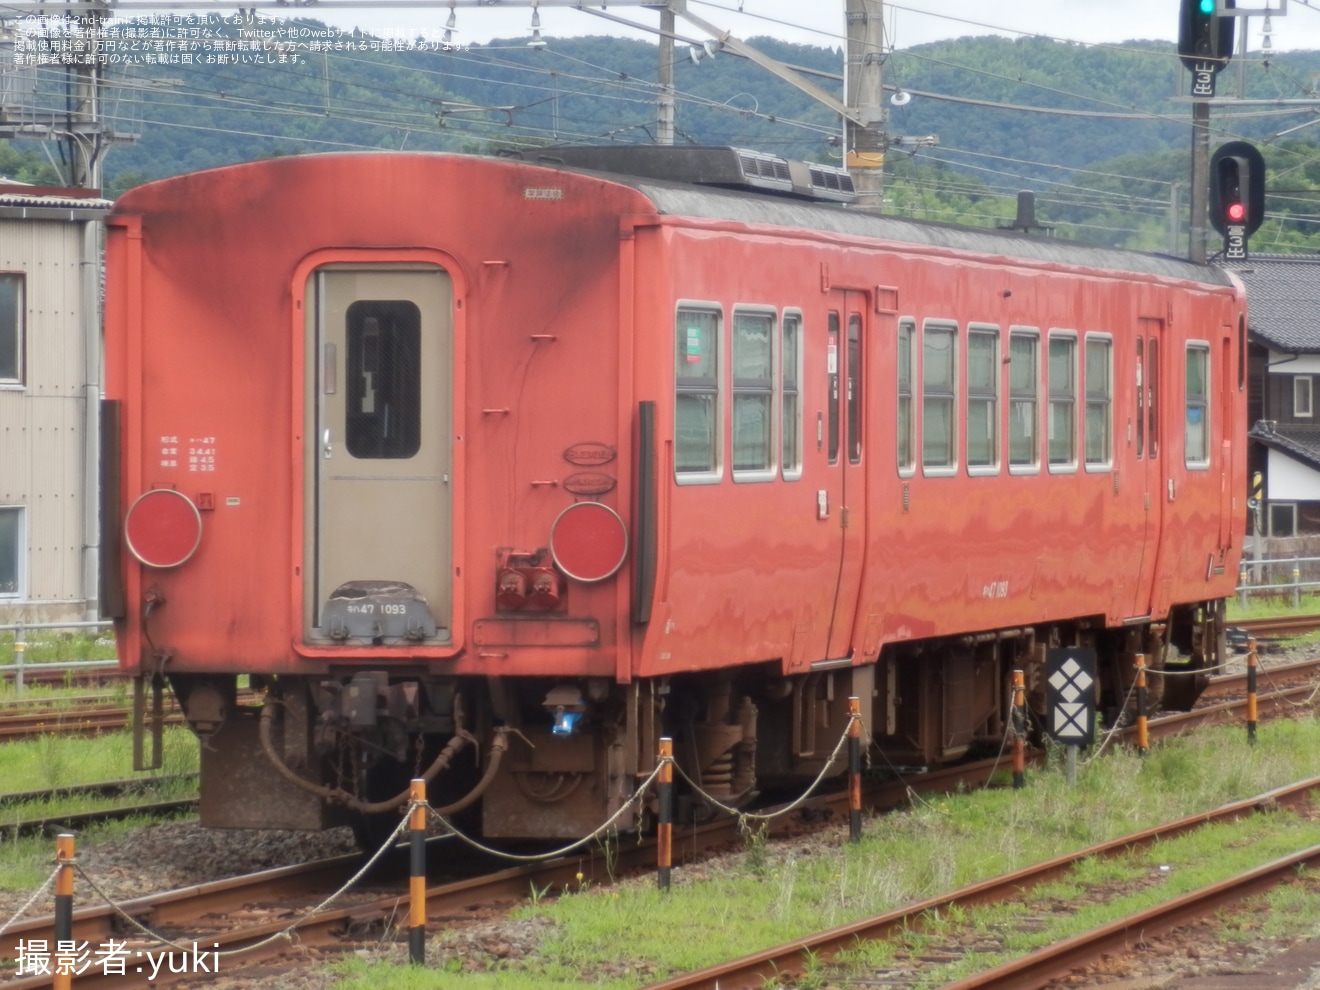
(1224, 255, 1320, 537)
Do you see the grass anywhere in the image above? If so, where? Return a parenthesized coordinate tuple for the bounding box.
(0, 727, 199, 893)
(0, 630, 117, 666)
(330, 715, 1320, 989)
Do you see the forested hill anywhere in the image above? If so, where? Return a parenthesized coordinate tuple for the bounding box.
(10, 18, 1320, 251)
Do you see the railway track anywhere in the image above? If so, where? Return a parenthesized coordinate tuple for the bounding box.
(1231, 612, 1320, 638)
(0, 706, 184, 741)
(640, 776, 1320, 990)
(0, 777, 197, 836)
(0, 677, 1310, 989)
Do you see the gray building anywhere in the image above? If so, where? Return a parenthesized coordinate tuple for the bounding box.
(0, 184, 112, 623)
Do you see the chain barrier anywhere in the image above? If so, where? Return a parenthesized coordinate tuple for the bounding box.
(427, 762, 665, 863)
(50, 805, 416, 959)
(672, 712, 858, 825)
(1083, 672, 1141, 765)
(0, 864, 60, 941)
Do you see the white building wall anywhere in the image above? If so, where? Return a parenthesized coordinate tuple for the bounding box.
(0, 221, 92, 623)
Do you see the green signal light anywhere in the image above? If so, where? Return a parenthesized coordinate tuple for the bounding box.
(1199, 0, 1215, 11)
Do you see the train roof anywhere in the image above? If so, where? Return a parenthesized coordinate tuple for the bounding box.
(515, 146, 1233, 290)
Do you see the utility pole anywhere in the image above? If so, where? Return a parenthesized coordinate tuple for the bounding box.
(845, 0, 885, 211)
(658, 5, 675, 145)
(1190, 100, 1210, 262)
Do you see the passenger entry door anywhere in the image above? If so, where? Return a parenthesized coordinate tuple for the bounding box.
(825, 295, 867, 660)
(1131, 319, 1163, 617)
(306, 268, 454, 641)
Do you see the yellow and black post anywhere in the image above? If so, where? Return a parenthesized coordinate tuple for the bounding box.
(409, 778, 427, 965)
(848, 696, 862, 843)
(53, 833, 74, 990)
(657, 737, 673, 890)
(1247, 637, 1258, 746)
(1011, 669, 1026, 790)
(1135, 653, 1149, 757)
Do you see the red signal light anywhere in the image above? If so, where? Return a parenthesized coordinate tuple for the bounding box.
(1227, 201, 1246, 223)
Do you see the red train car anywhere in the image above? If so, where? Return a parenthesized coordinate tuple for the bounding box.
(102, 148, 1247, 839)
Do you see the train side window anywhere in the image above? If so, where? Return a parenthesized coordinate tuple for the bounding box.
(1047, 332, 1078, 471)
(848, 314, 863, 465)
(897, 319, 916, 475)
(1136, 338, 1144, 459)
(345, 301, 421, 460)
(781, 311, 803, 480)
(1084, 335, 1113, 471)
(732, 308, 775, 481)
(967, 326, 999, 474)
(0, 274, 23, 386)
(1147, 338, 1160, 459)
(675, 306, 722, 481)
(922, 321, 957, 474)
(828, 312, 840, 465)
(1185, 342, 1210, 469)
(1008, 328, 1039, 473)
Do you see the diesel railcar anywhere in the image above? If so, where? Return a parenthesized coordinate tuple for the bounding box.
(102, 148, 1247, 838)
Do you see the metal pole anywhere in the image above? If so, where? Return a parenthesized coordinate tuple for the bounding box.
(657, 737, 673, 890)
(1247, 638, 1258, 746)
(1135, 654, 1149, 757)
(14, 621, 24, 694)
(1190, 99, 1210, 262)
(53, 833, 75, 990)
(409, 778, 427, 965)
(1066, 744, 1077, 787)
(847, 696, 862, 842)
(1011, 669, 1026, 790)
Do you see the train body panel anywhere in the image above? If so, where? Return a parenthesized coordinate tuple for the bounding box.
(103, 150, 1246, 837)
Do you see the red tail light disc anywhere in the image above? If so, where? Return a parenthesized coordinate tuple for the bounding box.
(124, 489, 203, 568)
(549, 502, 628, 583)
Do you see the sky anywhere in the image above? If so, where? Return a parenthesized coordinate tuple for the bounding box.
(295, 0, 1320, 54)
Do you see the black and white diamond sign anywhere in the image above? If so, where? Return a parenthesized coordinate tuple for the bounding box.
(1045, 648, 1097, 745)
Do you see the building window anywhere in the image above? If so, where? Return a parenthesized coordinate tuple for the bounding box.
(0, 274, 24, 385)
(1009, 329, 1039, 471)
(1048, 333, 1077, 469)
(967, 327, 998, 471)
(897, 319, 915, 474)
(781, 311, 802, 479)
(1185, 343, 1210, 469)
(0, 506, 21, 597)
(1295, 376, 1313, 419)
(675, 307, 721, 478)
(1269, 502, 1297, 537)
(922, 322, 957, 471)
(1084, 337, 1112, 469)
(732, 309, 774, 477)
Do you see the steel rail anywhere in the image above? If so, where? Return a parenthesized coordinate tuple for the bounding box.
(0, 676, 1309, 988)
(638, 777, 1320, 990)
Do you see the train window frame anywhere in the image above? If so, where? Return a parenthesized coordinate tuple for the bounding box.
(1083, 334, 1113, 472)
(674, 303, 724, 485)
(921, 319, 958, 476)
(1185, 341, 1211, 470)
(731, 306, 777, 484)
(1295, 375, 1313, 419)
(781, 309, 803, 481)
(966, 324, 1000, 476)
(0, 505, 22, 599)
(1008, 327, 1041, 475)
(344, 300, 423, 461)
(847, 313, 863, 466)
(1047, 331, 1079, 474)
(0, 274, 24, 387)
(897, 318, 916, 477)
